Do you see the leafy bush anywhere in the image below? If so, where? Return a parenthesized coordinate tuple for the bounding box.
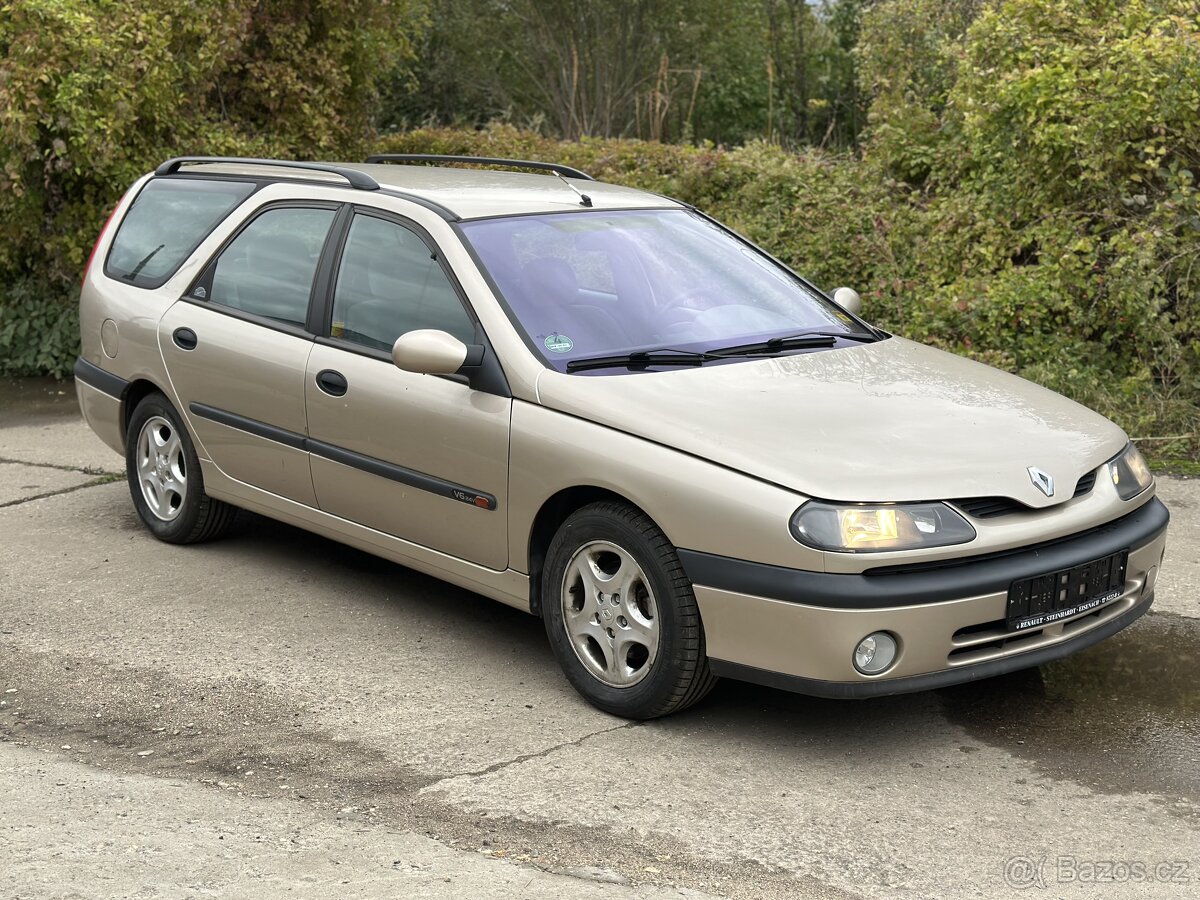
(0, 277, 82, 377)
(0, 0, 424, 377)
(906, 0, 1200, 460)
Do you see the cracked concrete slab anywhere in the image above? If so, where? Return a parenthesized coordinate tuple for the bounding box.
(1, 641, 836, 899)
(0, 377, 123, 474)
(0, 418, 124, 474)
(420, 683, 1198, 899)
(0, 461, 98, 507)
(0, 743, 713, 900)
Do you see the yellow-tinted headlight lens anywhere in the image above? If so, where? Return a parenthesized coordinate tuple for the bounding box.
(839, 508, 900, 547)
(1109, 443, 1153, 501)
(791, 502, 976, 553)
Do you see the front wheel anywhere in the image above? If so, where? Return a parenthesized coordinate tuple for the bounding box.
(542, 501, 716, 719)
(125, 392, 238, 544)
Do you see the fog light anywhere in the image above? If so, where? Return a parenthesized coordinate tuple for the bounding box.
(853, 632, 898, 675)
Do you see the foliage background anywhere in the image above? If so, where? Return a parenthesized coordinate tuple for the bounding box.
(1, 0, 1197, 461)
(0, 0, 424, 372)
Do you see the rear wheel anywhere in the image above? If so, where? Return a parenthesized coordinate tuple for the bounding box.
(125, 393, 238, 544)
(542, 501, 716, 719)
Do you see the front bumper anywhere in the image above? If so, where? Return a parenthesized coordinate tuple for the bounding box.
(681, 497, 1169, 698)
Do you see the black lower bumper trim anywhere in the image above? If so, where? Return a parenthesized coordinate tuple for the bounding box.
(73, 356, 129, 399)
(709, 590, 1155, 699)
(679, 497, 1168, 610)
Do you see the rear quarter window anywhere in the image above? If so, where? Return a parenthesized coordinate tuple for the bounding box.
(104, 178, 256, 289)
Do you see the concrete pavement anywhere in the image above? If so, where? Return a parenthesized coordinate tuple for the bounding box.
(1, 378, 1196, 898)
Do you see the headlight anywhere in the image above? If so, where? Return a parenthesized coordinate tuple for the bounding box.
(790, 501, 976, 553)
(1108, 443, 1153, 501)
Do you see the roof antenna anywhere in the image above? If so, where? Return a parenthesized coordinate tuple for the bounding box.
(552, 169, 593, 207)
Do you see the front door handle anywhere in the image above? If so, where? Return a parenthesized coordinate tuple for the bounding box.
(172, 327, 198, 351)
(316, 369, 348, 397)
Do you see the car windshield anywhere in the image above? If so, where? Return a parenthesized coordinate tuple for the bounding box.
(458, 208, 864, 373)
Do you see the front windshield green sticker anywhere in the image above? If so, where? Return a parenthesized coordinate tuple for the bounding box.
(544, 333, 574, 353)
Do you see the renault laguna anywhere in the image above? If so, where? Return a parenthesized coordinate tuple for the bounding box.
(74, 155, 1170, 718)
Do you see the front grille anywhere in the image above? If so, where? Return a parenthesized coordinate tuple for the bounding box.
(951, 496, 1029, 518)
(950, 468, 1099, 520)
(1073, 470, 1097, 497)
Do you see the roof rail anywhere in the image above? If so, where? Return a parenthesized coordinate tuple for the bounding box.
(155, 157, 380, 191)
(365, 154, 594, 182)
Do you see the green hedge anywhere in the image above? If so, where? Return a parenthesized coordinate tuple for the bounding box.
(0, 0, 422, 378)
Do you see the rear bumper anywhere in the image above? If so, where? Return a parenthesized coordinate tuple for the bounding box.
(74, 355, 128, 399)
(74, 357, 127, 457)
(683, 498, 1169, 697)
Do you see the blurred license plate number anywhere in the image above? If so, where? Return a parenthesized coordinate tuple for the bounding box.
(1006, 551, 1127, 631)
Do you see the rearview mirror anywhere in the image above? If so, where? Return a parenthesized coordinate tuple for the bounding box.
(392, 329, 468, 375)
(832, 287, 863, 315)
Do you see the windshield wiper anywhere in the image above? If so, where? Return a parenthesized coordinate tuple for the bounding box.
(813, 329, 880, 343)
(565, 349, 720, 372)
(125, 243, 166, 280)
(565, 329, 879, 372)
(709, 329, 877, 357)
(709, 333, 835, 356)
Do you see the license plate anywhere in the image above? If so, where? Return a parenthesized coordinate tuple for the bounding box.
(1006, 550, 1127, 632)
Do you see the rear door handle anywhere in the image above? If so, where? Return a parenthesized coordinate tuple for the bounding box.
(316, 369, 348, 397)
(172, 327, 198, 351)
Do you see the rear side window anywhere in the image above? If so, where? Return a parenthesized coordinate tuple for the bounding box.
(105, 178, 255, 288)
(204, 206, 336, 329)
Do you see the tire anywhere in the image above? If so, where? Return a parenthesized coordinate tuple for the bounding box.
(542, 501, 717, 719)
(125, 392, 238, 544)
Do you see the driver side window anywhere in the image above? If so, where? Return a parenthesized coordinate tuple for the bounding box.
(330, 214, 474, 351)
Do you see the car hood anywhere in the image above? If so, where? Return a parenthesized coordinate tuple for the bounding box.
(534, 337, 1128, 507)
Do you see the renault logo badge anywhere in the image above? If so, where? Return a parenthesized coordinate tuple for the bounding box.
(1028, 466, 1055, 497)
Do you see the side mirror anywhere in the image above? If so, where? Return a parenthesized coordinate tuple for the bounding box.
(832, 286, 863, 316)
(392, 329, 469, 375)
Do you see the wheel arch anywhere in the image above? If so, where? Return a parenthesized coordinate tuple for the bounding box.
(527, 486, 656, 617)
(121, 378, 171, 447)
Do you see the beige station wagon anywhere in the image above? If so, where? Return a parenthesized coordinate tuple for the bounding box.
(75, 154, 1170, 718)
